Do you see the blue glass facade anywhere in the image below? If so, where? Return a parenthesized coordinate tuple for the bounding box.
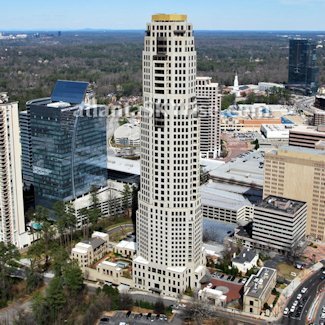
(288, 39, 319, 95)
(30, 101, 107, 210)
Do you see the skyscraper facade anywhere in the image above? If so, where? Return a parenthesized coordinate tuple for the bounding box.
(133, 14, 206, 298)
(20, 107, 34, 187)
(288, 39, 319, 95)
(264, 146, 325, 241)
(196, 77, 221, 159)
(0, 93, 28, 247)
(30, 81, 107, 211)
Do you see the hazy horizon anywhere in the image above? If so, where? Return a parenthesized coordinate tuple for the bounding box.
(1, 0, 325, 31)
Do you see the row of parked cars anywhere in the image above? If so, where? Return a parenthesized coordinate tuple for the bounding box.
(125, 311, 168, 322)
(212, 272, 247, 284)
(283, 287, 308, 318)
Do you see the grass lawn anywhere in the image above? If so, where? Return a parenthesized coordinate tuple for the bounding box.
(106, 220, 133, 231)
(277, 262, 301, 280)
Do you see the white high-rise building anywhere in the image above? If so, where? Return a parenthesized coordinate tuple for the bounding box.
(196, 77, 221, 159)
(0, 93, 29, 247)
(133, 14, 206, 297)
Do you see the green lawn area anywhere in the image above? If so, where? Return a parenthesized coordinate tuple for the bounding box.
(277, 262, 301, 280)
(106, 220, 133, 231)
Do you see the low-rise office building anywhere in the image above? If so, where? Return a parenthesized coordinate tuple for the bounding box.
(313, 110, 325, 126)
(289, 125, 325, 149)
(243, 267, 277, 315)
(252, 196, 307, 255)
(260, 124, 291, 139)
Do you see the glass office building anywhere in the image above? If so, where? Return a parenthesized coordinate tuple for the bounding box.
(30, 81, 107, 210)
(288, 39, 319, 95)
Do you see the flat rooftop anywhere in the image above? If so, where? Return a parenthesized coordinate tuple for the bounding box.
(152, 14, 187, 22)
(209, 150, 264, 188)
(290, 125, 325, 135)
(262, 124, 291, 131)
(107, 156, 140, 175)
(245, 267, 276, 299)
(258, 195, 306, 215)
(201, 181, 261, 211)
(276, 145, 325, 157)
(107, 156, 225, 178)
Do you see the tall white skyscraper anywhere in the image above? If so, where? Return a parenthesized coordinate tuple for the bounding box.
(0, 93, 28, 247)
(133, 14, 206, 298)
(196, 77, 221, 159)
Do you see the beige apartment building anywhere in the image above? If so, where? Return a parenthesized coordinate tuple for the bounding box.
(71, 232, 109, 269)
(264, 146, 325, 241)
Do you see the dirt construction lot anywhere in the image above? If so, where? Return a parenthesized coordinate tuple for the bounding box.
(221, 133, 253, 162)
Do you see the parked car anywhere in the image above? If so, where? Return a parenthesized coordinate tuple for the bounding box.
(283, 307, 289, 315)
(297, 293, 302, 300)
(301, 287, 308, 294)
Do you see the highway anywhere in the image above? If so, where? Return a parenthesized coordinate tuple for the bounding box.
(281, 268, 325, 325)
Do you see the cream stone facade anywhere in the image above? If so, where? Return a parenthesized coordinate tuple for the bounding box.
(243, 267, 277, 315)
(196, 77, 221, 159)
(263, 146, 325, 241)
(71, 232, 109, 269)
(0, 93, 29, 247)
(133, 14, 206, 298)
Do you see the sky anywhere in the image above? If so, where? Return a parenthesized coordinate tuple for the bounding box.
(1, 0, 325, 31)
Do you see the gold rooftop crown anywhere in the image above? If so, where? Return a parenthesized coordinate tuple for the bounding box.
(152, 14, 187, 22)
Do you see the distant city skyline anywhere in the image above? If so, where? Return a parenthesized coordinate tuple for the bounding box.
(1, 0, 325, 31)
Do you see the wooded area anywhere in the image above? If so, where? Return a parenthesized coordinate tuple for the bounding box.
(0, 30, 324, 110)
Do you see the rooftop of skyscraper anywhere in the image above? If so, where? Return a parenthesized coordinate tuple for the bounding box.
(290, 124, 325, 135)
(258, 195, 306, 215)
(151, 14, 187, 22)
(275, 145, 325, 157)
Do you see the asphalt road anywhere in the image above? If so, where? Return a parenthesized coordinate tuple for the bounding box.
(211, 308, 269, 325)
(281, 268, 325, 325)
(314, 292, 325, 325)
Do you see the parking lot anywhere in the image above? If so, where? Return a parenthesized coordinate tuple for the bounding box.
(99, 311, 169, 325)
(211, 271, 247, 285)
